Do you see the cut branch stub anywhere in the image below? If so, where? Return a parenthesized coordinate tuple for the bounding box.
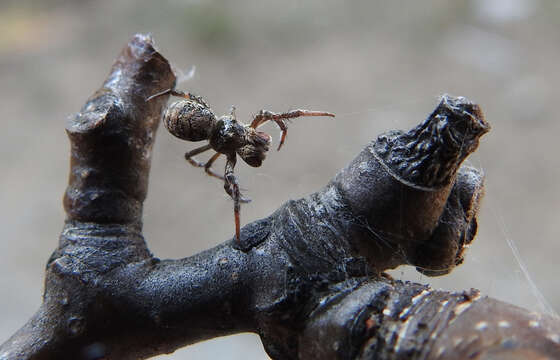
(333, 95, 489, 275)
(63, 33, 175, 224)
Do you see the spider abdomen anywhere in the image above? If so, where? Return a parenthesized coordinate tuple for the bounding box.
(163, 100, 216, 142)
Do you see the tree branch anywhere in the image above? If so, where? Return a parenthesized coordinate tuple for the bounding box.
(1, 34, 559, 360)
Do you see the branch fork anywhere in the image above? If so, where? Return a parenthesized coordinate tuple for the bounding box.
(1, 34, 559, 360)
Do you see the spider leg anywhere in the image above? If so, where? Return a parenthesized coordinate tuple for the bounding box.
(223, 156, 251, 204)
(146, 88, 209, 108)
(224, 154, 251, 243)
(145, 88, 173, 102)
(184, 145, 224, 180)
(250, 109, 335, 150)
(204, 152, 224, 180)
(170, 90, 210, 108)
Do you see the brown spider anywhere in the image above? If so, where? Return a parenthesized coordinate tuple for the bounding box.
(147, 89, 335, 243)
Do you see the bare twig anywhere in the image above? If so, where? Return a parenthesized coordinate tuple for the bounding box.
(1, 34, 559, 360)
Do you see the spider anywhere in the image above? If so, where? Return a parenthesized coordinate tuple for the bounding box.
(147, 89, 335, 243)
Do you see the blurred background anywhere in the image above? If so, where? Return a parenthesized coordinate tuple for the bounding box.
(1, 0, 559, 358)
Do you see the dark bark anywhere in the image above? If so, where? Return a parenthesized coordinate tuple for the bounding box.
(1, 34, 559, 360)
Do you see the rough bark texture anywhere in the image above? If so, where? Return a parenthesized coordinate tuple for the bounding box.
(1, 34, 559, 360)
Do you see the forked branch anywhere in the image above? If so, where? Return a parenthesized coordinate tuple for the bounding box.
(1, 34, 559, 360)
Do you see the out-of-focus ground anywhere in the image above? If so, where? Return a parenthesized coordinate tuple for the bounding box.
(1, 0, 559, 358)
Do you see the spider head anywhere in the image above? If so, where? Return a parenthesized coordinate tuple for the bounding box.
(237, 128, 271, 167)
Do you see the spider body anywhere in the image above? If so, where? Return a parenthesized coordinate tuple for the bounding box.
(163, 99, 215, 141)
(148, 88, 335, 242)
(209, 116, 250, 155)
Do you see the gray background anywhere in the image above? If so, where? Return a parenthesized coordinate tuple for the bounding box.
(1, 1, 559, 359)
